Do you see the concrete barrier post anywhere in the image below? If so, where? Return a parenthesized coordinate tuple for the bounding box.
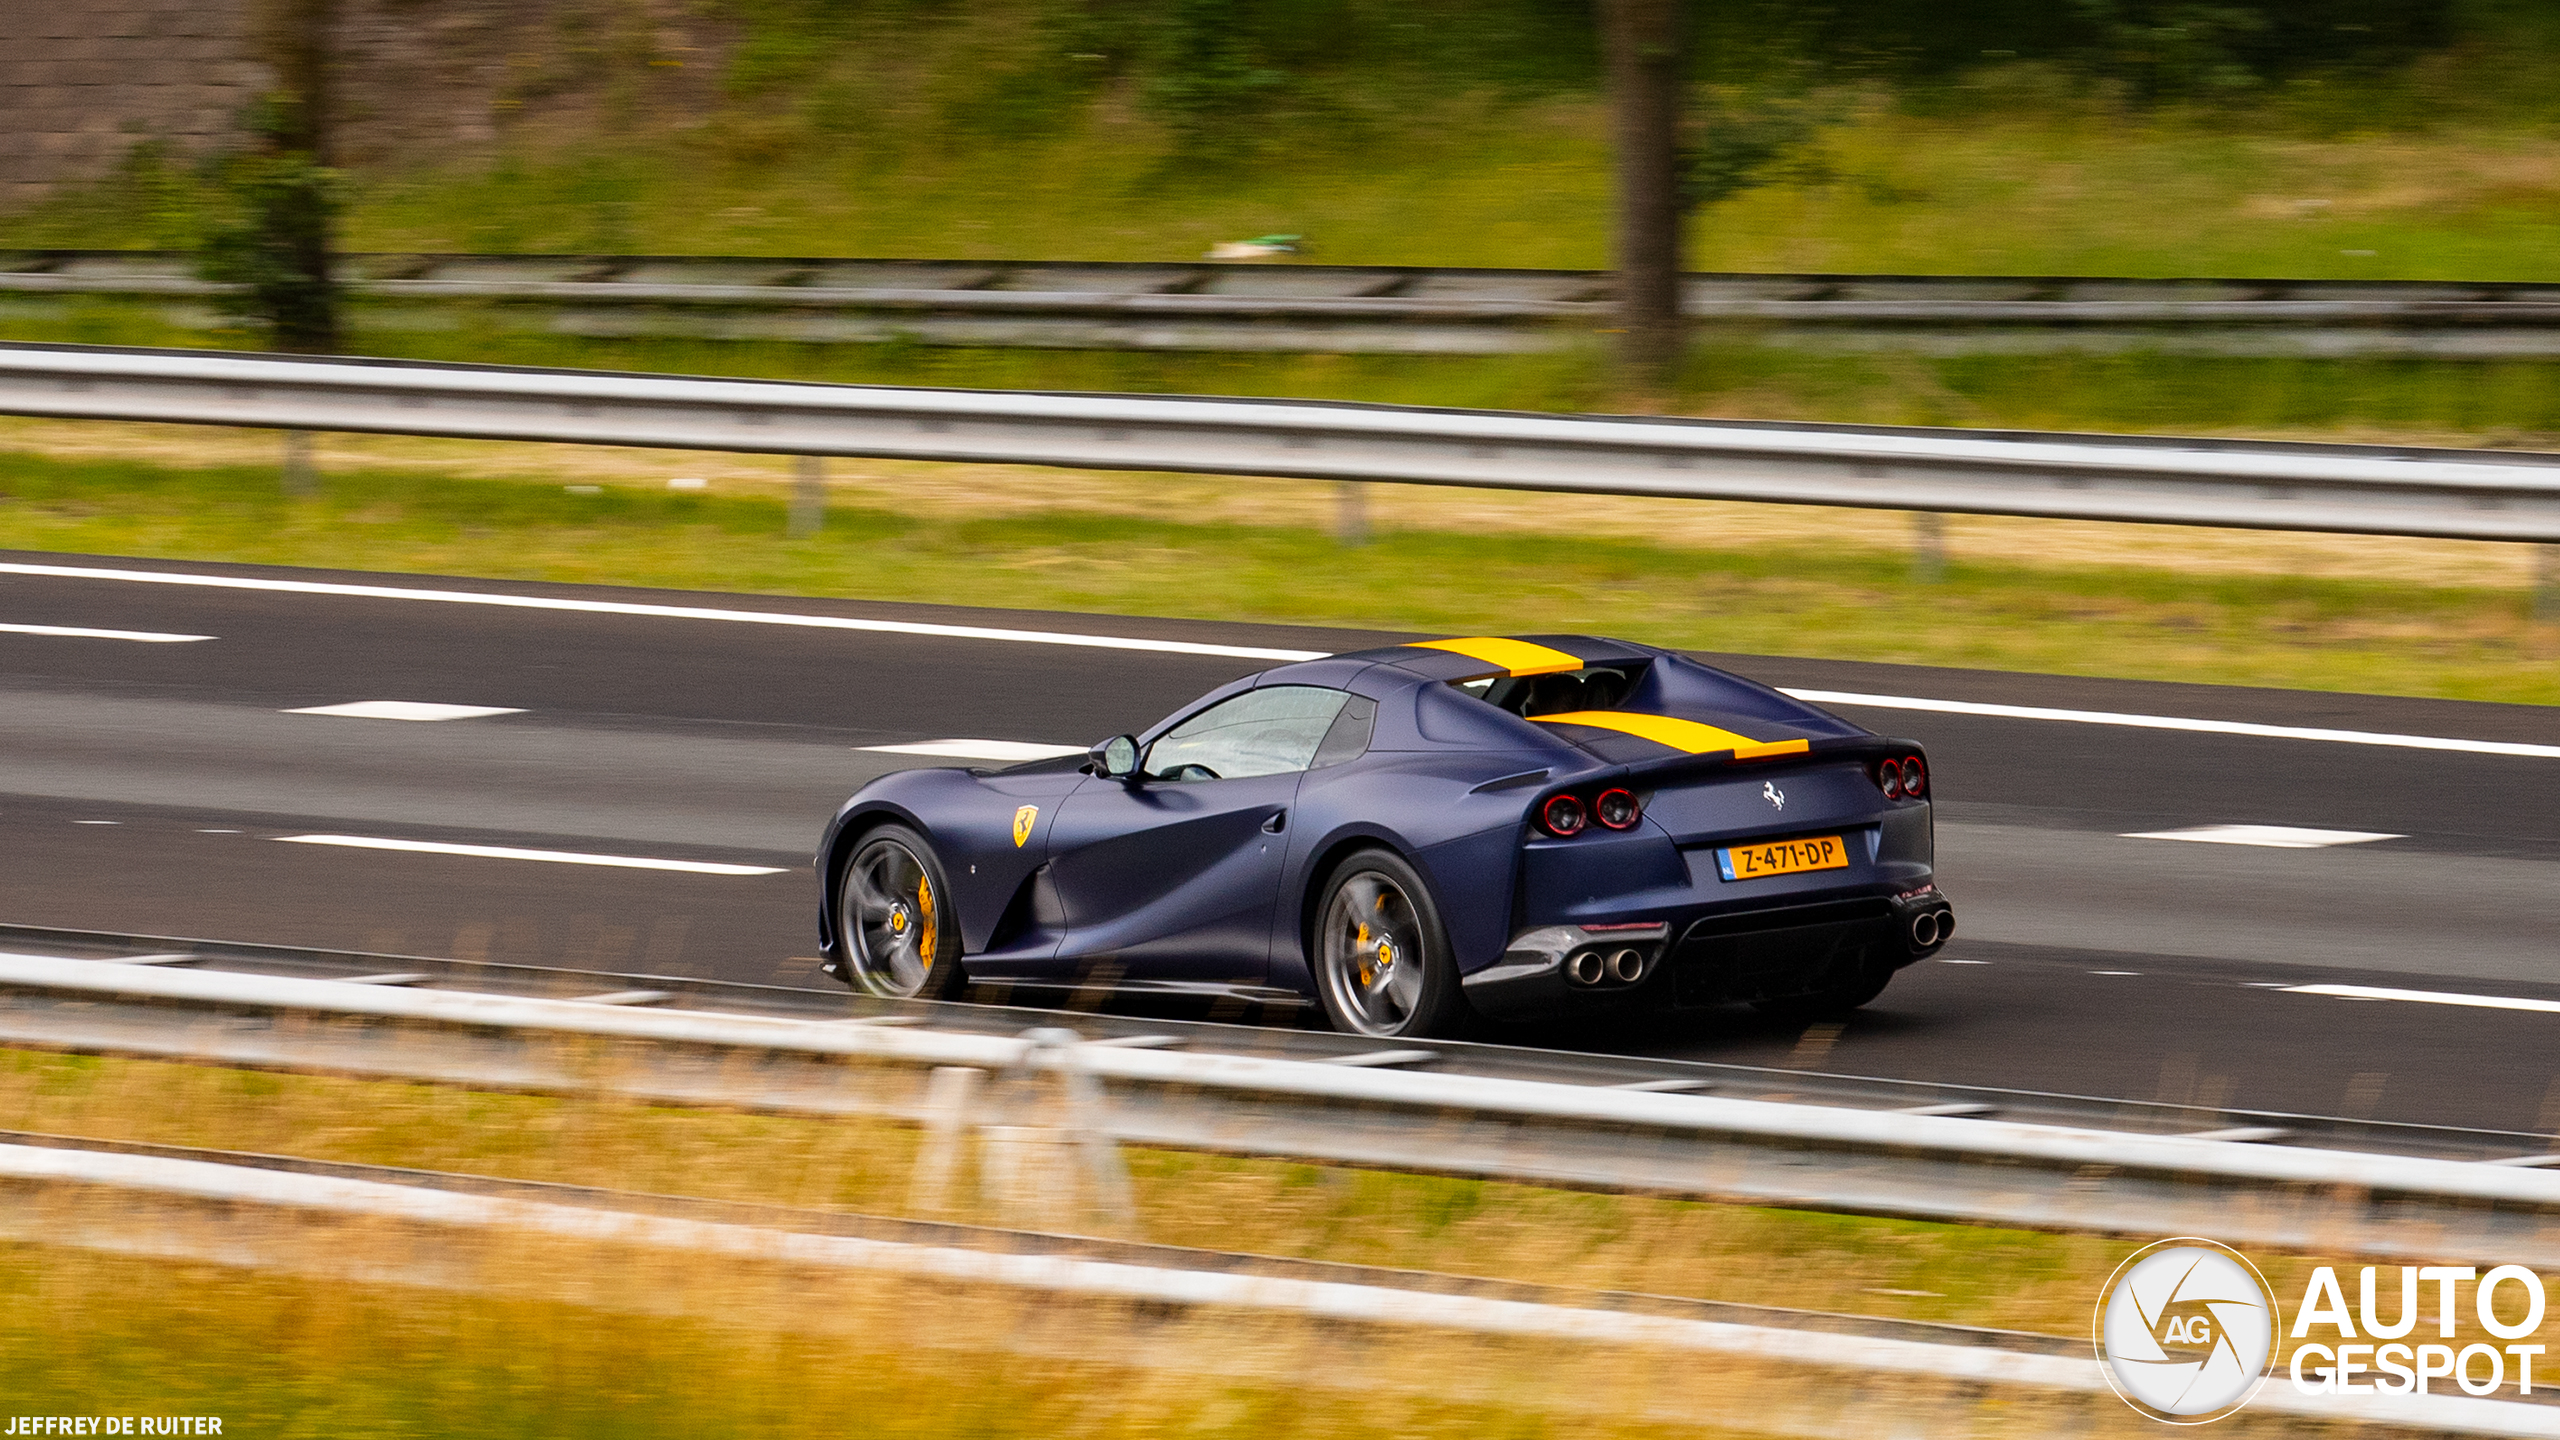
(1335, 481, 1369, 546)
(790, 454, 825, 536)
(282, 430, 319, 497)
(1912, 510, 1947, 583)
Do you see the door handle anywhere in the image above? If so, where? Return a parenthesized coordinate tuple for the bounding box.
(1262, 809, 1287, 834)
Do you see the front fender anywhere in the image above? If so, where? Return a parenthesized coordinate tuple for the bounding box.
(815, 765, 1082, 964)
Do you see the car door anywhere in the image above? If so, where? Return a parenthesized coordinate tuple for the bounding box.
(1045, 685, 1353, 985)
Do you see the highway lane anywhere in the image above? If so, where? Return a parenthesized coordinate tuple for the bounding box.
(3, 551, 2555, 1129)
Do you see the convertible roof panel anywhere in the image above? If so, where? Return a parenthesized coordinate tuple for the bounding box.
(1403, 636, 1584, 677)
(1530, 710, 1814, 760)
(1357, 634, 1661, 681)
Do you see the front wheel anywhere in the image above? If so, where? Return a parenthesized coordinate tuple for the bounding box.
(1310, 849, 1468, 1039)
(836, 824, 965, 1000)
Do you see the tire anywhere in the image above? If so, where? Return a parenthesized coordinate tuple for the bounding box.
(1750, 967, 1890, 1024)
(1309, 849, 1468, 1039)
(835, 824, 966, 1000)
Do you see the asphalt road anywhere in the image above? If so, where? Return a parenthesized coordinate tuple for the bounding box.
(3, 550, 2555, 1133)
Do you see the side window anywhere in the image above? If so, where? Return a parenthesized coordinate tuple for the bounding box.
(1145, 685, 1351, 782)
(1310, 694, 1376, 768)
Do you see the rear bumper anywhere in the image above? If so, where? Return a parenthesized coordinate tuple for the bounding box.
(1462, 886, 1953, 1020)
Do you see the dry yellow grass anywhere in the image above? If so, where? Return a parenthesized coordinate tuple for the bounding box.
(0, 415, 2534, 591)
(6, 1047, 2530, 1436)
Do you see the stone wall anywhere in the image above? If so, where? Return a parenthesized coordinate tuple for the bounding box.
(0, 0, 267, 209)
(0, 0, 727, 211)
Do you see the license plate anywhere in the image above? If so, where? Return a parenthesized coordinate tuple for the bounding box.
(1716, 834, 1849, 881)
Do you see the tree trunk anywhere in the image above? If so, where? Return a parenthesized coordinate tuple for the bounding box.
(260, 0, 336, 162)
(1602, 0, 1684, 394)
(257, 0, 339, 353)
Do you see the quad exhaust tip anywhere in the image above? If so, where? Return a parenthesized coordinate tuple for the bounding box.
(1565, 948, 1649, 985)
(1910, 911, 1944, 948)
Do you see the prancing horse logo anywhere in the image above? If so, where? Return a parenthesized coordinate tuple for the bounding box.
(1012, 805, 1038, 847)
(1762, 780, 1786, 811)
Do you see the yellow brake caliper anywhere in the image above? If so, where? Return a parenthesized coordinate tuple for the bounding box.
(917, 875, 937, 972)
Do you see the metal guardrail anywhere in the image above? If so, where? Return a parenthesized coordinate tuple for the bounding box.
(8, 921, 2531, 1162)
(3, 341, 2558, 544)
(9, 947, 2560, 1272)
(16, 1138, 2557, 1437)
(12, 249, 2560, 356)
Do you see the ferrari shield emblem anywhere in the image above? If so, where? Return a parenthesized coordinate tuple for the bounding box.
(1012, 805, 1038, 847)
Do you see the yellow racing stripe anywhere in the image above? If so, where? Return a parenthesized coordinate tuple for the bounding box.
(1532, 710, 1812, 760)
(1406, 636, 1584, 676)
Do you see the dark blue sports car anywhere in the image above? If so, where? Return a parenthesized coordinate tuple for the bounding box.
(816, 635, 1952, 1038)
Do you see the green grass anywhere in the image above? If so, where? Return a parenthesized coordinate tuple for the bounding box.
(1, 445, 2550, 705)
(21, 82, 2560, 285)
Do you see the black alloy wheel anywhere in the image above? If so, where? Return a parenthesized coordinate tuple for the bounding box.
(1311, 849, 1467, 1039)
(837, 825, 965, 1000)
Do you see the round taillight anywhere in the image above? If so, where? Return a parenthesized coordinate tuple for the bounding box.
(1877, 761, 1903, 800)
(1594, 788, 1641, 830)
(1900, 756, 1927, 798)
(1541, 795, 1587, 836)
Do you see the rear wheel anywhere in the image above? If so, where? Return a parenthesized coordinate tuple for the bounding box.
(1310, 849, 1467, 1039)
(836, 825, 965, 1000)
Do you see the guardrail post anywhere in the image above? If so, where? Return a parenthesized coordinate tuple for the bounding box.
(1334, 481, 1369, 546)
(281, 430, 319, 498)
(789, 454, 825, 537)
(1911, 510, 1946, 583)
(992, 1027, 1135, 1234)
(906, 1064, 983, 1214)
(2537, 543, 2559, 622)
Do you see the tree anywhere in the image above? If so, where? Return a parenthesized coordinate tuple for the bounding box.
(1600, 0, 1685, 393)
(199, 0, 341, 353)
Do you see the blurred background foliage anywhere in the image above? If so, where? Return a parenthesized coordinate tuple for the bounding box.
(6, 0, 2559, 273)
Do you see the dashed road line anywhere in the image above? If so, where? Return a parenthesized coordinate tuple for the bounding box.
(2284, 983, 2560, 1016)
(863, 739, 1089, 762)
(2119, 824, 2403, 848)
(286, 701, 526, 722)
(273, 834, 787, 876)
(0, 622, 213, 642)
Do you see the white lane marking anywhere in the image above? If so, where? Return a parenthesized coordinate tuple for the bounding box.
(274, 834, 786, 875)
(72, 820, 119, 825)
(0, 622, 213, 642)
(863, 739, 1088, 762)
(287, 701, 526, 722)
(0, 561, 1329, 663)
(1781, 689, 2560, 760)
(2119, 824, 2403, 848)
(2285, 983, 2560, 1015)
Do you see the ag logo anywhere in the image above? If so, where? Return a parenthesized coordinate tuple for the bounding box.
(2095, 1238, 2280, 1423)
(1012, 805, 1038, 848)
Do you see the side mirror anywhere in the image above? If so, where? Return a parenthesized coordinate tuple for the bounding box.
(1090, 734, 1141, 780)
